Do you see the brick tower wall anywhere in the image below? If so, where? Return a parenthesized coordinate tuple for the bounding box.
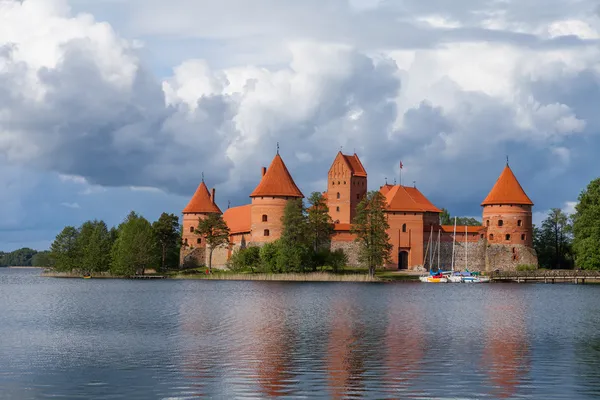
(250, 196, 289, 244)
(482, 204, 533, 247)
(327, 160, 367, 224)
(180, 213, 208, 268)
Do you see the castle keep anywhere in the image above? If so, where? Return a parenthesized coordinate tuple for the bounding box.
(180, 151, 538, 271)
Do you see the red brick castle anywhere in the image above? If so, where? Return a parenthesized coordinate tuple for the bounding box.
(180, 151, 537, 271)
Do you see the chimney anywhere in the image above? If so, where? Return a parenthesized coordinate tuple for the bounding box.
(261, 167, 267, 177)
(211, 188, 216, 204)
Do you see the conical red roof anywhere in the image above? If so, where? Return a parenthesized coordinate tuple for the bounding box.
(183, 181, 222, 214)
(250, 154, 304, 198)
(481, 165, 533, 206)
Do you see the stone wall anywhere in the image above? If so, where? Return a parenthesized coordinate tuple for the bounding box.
(180, 247, 206, 268)
(485, 244, 538, 272)
(331, 241, 361, 267)
(424, 239, 487, 272)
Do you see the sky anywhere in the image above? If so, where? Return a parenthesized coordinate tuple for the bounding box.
(0, 0, 599, 251)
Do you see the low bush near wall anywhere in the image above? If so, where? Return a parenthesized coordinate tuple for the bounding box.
(516, 264, 537, 271)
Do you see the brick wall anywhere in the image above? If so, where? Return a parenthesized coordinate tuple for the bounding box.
(483, 204, 533, 247)
(250, 197, 289, 243)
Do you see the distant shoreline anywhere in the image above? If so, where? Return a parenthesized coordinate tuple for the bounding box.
(7, 266, 43, 269)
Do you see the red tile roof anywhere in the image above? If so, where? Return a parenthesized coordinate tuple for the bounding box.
(379, 183, 394, 196)
(382, 185, 441, 213)
(250, 154, 304, 198)
(334, 223, 352, 231)
(342, 153, 367, 177)
(481, 165, 533, 206)
(223, 204, 252, 234)
(440, 225, 486, 234)
(183, 181, 222, 214)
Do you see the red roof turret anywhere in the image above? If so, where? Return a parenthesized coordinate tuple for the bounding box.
(481, 165, 533, 206)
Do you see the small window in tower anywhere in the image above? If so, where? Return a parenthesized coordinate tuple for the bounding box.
(518, 220, 522, 227)
(184, 238, 188, 245)
(262, 214, 268, 222)
(498, 220, 504, 227)
(356, 194, 360, 200)
(336, 206, 340, 212)
(332, 181, 335, 186)
(480, 234, 484, 239)
(521, 234, 526, 241)
(264, 229, 270, 237)
(486, 220, 490, 227)
(505, 234, 511, 241)
(344, 181, 346, 185)
(337, 192, 340, 199)
(402, 224, 407, 233)
(189, 226, 194, 233)
(338, 181, 340, 185)
(489, 234, 494, 240)
(197, 238, 201, 244)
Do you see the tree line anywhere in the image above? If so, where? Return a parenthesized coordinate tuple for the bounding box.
(0, 248, 43, 267)
(534, 178, 600, 270)
(49, 212, 181, 275)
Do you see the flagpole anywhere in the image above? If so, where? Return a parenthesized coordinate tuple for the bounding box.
(399, 161, 403, 186)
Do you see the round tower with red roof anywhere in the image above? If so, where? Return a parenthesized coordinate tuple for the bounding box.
(249, 152, 304, 243)
(180, 178, 222, 266)
(481, 163, 534, 248)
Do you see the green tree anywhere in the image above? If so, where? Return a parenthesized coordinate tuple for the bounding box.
(279, 198, 311, 272)
(75, 220, 111, 273)
(32, 251, 54, 267)
(534, 208, 573, 269)
(110, 212, 158, 276)
(152, 213, 181, 271)
(439, 208, 481, 226)
(50, 227, 80, 272)
(195, 213, 230, 273)
(573, 178, 600, 269)
(351, 191, 393, 277)
(259, 241, 281, 273)
(307, 192, 334, 252)
(0, 248, 38, 267)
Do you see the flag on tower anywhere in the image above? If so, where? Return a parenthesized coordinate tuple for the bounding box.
(400, 161, 403, 169)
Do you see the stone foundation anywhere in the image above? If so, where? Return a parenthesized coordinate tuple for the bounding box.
(180, 247, 206, 268)
(485, 244, 538, 272)
(426, 240, 487, 272)
(330, 241, 360, 267)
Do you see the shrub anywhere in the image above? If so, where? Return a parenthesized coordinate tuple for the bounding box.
(516, 264, 537, 271)
(259, 241, 281, 273)
(228, 246, 261, 272)
(327, 249, 348, 273)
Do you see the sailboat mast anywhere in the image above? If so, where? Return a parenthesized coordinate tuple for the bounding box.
(429, 226, 433, 270)
(437, 229, 441, 270)
(451, 217, 457, 272)
(465, 225, 468, 270)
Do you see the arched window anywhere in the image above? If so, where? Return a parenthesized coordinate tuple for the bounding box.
(332, 181, 335, 186)
(480, 234, 484, 239)
(517, 220, 522, 227)
(337, 181, 340, 185)
(505, 234, 511, 241)
(184, 238, 188, 245)
(189, 226, 194, 233)
(521, 234, 526, 241)
(489, 234, 494, 240)
(197, 238, 201, 244)
(336, 206, 340, 212)
(262, 214, 268, 222)
(343, 181, 346, 185)
(402, 223, 407, 233)
(264, 229, 270, 237)
(498, 220, 504, 227)
(486, 220, 490, 227)
(336, 192, 340, 199)
(356, 194, 360, 200)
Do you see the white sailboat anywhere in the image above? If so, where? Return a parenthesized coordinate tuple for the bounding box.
(419, 225, 448, 283)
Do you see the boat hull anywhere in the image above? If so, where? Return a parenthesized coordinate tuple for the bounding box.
(419, 276, 448, 283)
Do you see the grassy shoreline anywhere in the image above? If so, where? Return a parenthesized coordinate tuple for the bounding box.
(40, 269, 421, 282)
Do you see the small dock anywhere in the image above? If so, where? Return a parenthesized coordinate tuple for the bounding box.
(490, 270, 600, 284)
(128, 275, 167, 280)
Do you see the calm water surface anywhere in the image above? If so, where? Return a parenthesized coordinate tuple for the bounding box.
(1, 268, 600, 399)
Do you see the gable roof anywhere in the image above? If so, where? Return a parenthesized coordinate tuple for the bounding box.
(382, 185, 441, 213)
(250, 154, 304, 198)
(481, 165, 533, 206)
(440, 225, 486, 234)
(342, 153, 367, 177)
(183, 181, 222, 214)
(223, 204, 252, 234)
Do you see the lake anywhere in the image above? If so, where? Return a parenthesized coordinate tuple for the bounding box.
(1, 268, 600, 399)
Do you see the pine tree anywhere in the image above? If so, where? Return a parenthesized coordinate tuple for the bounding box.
(351, 191, 392, 277)
(279, 198, 310, 272)
(152, 213, 181, 271)
(307, 192, 334, 252)
(196, 213, 230, 273)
